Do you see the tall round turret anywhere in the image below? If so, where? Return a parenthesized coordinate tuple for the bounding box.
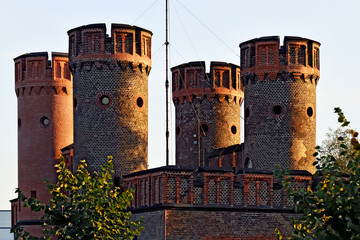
(14, 52, 73, 233)
(240, 36, 320, 172)
(172, 61, 243, 168)
(68, 24, 152, 177)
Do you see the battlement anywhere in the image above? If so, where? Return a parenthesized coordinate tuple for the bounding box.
(67, 23, 152, 69)
(172, 61, 243, 104)
(123, 166, 312, 209)
(14, 52, 71, 97)
(240, 36, 320, 82)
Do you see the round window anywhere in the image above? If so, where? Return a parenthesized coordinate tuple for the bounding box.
(200, 124, 209, 134)
(231, 125, 237, 134)
(40, 116, 49, 126)
(307, 107, 313, 117)
(273, 105, 282, 115)
(100, 96, 110, 105)
(137, 97, 144, 108)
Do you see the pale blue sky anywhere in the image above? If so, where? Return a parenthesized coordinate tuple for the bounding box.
(0, 0, 359, 209)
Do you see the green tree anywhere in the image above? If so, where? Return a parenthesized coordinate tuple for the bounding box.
(13, 157, 143, 240)
(318, 126, 358, 174)
(275, 107, 360, 240)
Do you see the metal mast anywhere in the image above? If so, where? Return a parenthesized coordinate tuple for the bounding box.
(165, 0, 170, 166)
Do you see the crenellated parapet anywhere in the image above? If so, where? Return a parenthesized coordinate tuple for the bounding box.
(14, 51, 73, 233)
(172, 61, 243, 168)
(172, 61, 243, 105)
(123, 166, 312, 209)
(240, 36, 320, 83)
(14, 52, 72, 97)
(240, 36, 320, 173)
(68, 23, 152, 75)
(69, 23, 151, 177)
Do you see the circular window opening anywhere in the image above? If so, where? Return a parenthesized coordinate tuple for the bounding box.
(176, 126, 180, 136)
(137, 97, 144, 108)
(18, 119, 21, 128)
(273, 105, 282, 115)
(40, 116, 49, 126)
(100, 96, 110, 105)
(200, 124, 209, 134)
(245, 108, 250, 118)
(231, 125, 237, 134)
(73, 97, 78, 109)
(307, 107, 313, 117)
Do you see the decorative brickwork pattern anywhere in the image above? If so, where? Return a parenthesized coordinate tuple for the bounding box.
(14, 52, 73, 236)
(68, 24, 152, 177)
(132, 209, 295, 240)
(194, 186, 203, 205)
(233, 187, 243, 206)
(172, 62, 243, 168)
(240, 36, 320, 173)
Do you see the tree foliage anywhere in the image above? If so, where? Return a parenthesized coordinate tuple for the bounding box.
(275, 107, 360, 240)
(13, 157, 143, 240)
(318, 126, 358, 174)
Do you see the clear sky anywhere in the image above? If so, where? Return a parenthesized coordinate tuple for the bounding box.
(0, 0, 359, 210)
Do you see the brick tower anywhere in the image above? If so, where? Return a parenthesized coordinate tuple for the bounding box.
(14, 52, 73, 234)
(68, 24, 152, 177)
(240, 36, 320, 172)
(172, 62, 243, 168)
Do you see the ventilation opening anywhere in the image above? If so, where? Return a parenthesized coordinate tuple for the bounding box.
(100, 95, 110, 105)
(200, 124, 209, 134)
(307, 107, 313, 117)
(231, 125, 237, 134)
(40, 116, 49, 126)
(18, 119, 21, 129)
(176, 126, 180, 136)
(245, 108, 250, 119)
(73, 97, 78, 109)
(137, 97, 144, 108)
(273, 105, 282, 115)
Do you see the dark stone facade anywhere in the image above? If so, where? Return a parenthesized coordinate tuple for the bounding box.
(172, 62, 243, 168)
(131, 207, 295, 240)
(240, 36, 320, 173)
(68, 24, 152, 177)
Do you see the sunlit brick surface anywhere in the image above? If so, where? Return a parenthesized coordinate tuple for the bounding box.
(14, 52, 73, 235)
(68, 24, 152, 176)
(240, 36, 320, 173)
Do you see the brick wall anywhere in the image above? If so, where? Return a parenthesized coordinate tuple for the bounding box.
(172, 62, 243, 168)
(68, 23, 152, 177)
(240, 36, 320, 173)
(132, 207, 295, 240)
(14, 52, 73, 236)
(123, 167, 312, 209)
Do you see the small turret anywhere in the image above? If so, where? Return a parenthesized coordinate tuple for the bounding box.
(172, 61, 243, 168)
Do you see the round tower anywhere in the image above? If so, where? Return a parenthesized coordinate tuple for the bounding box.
(68, 24, 152, 177)
(172, 61, 243, 168)
(14, 52, 73, 232)
(240, 36, 320, 172)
